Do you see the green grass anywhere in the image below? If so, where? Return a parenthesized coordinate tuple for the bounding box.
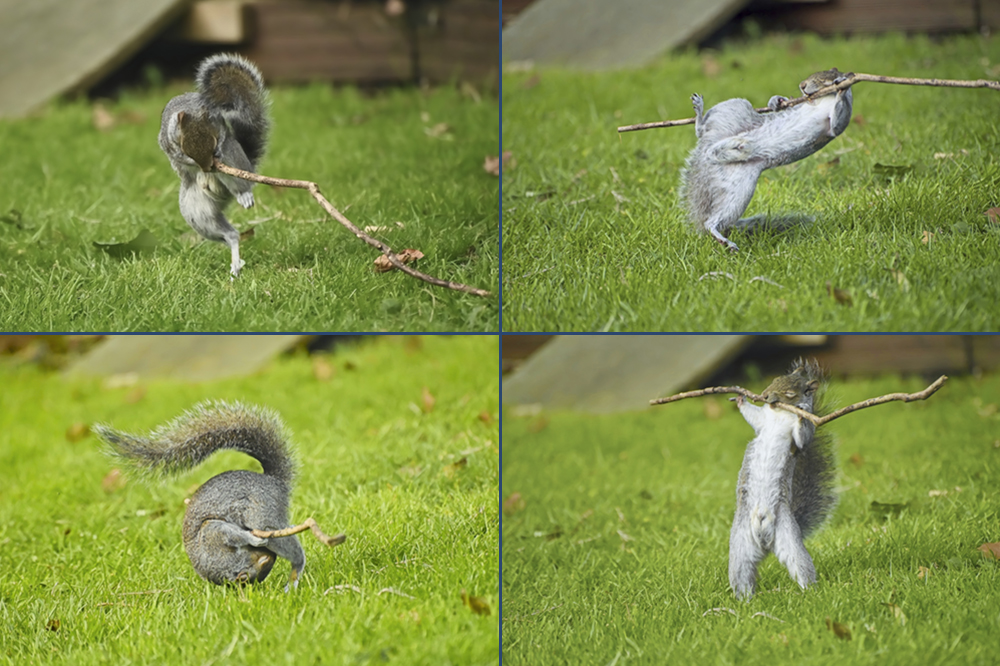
(0, 335, 499, 665)
(501, 33, 1000, 331)
(502, 370, 1000, 664)
(0, 81, 499, 331)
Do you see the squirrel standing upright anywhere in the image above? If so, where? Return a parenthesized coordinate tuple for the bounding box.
(158, 54, 270, 277)
(728, 358, 837, 599)
(95, 401, 306, 589)
(680, 68, 854, 251)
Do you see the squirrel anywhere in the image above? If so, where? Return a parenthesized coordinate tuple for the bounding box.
(157, 53, 271, 277)
(728, 358, 837, 599)
(680, 68, 854, 252)
(95, 401, 306, 590)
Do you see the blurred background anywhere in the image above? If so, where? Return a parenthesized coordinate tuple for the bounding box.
(502, 335, 1000, 412)
(0, 0, 499, 117)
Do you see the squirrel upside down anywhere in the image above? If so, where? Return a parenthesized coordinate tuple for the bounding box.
(680, 68, 854, 252)
(96, 401, 306, 590)
(728, 358, 838, 599)
(157, 54, 270, 277)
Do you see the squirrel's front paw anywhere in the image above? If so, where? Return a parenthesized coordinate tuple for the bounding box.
(767, 95, 790, 111)
(236, 192, 254, 209)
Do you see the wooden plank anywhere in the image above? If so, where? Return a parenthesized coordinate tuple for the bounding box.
(0, 0, 191, 118)
(171, 0, 247, 43)
(243, 1, 412, 83)
(419, 0, 499, 82)
(753, 0, 976, 33)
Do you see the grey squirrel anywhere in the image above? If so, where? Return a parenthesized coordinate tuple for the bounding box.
(158, 54, 270, 277)
(680, 68, 854, 251)
(95, 401, 306, 589)
(728, 358, 837, 599)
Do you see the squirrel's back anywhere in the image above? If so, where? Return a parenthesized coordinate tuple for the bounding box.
(195, 53, 270, 166)
(96, 400, 294, 484)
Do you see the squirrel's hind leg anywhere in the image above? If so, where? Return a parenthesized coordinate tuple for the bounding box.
(223, 231, 244, 278)
(260, 534, 306, 591)
(773, 510, 817, 590)
(729, 512, 767, 599)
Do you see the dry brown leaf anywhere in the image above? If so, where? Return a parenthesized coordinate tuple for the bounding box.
(373, 248, 424, 273)
(890, 269, 911, 293)
(313, 357, 335, 382)
(461, 589, 491, 615)
(442, 456, 467, 478)
(124, 386, 147, 404)
(885, 603, 907, 625)
(522, 74, 541, 90)
(92, 104, 115, 131)
(852, 114, 867, 126)
(421, 386, 436, 413)
(984, 207, 1000, 224)
(849, 453, 864, 467)
(46, 618, 60, 632)
(424, 122, 451, 138)
(921, 230, 934, 245)
(484, 151, 514, 177)
(239, 227, 255, 241)
(66, 422, 91, 443)
(527, 415, 549, 433)
(977, 541, 1000, 559)
(826, 281, 853, 306)
(478, 410, 492, 424)
(825, 617, 852, 640)
(917, 565, 931, 579)
(102, 469, 125, 494)
(502, 492, 526, 515)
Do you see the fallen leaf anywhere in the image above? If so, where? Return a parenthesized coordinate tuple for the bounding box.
(522, 74, 541, 90)
(852, 114, 867, 126)
(921, 230, 934, 245)
(849, 453, 864, 467)
(890, 269, 911, 293)
(424, 122, 451, 138)
(46, 618, 60, 632)
(442, 457, 467, 478)
(826, 281, 853, 306)
(502, 492, 525, 515)
(421, 386, 435, 413)
(94, 229, 159, 259)
(825, 617, 851, 640)
(461, 589, 491, 615)
(917, 565, 931, 579)
(977, 542, 1000, 559)
(884, 603, 906, 625)
(92, 103, 115, 131)
(984, 207, 1000, 225)
(478, 410, 492, 424)
(373, 248, 424, 273)
(66, 422, 91, 443)
(102, 469, 126, 494)
(484, 151, 514, 176)
(239, 227, 255, 241)
(874, 163, 913, 178)
(313, 357, 335, 382)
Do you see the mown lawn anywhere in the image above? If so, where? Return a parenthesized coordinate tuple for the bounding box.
(0, 335, 499, 665)
(501, 33, 1000, 331)
(0, 79, 499, 331)
(502, 369, 1000, 664)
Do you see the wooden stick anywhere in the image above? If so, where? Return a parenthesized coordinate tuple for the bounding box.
(214, 160, 491, 298)
(617, 72, 1000, 133)
(650, 375, 948, 427)
(252, 517, 346, 548)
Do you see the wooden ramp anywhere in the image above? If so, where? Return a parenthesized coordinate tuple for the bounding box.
(0, 0, 188, 117)
(502, 335, 751, 413)
(502, 0, 750, 70)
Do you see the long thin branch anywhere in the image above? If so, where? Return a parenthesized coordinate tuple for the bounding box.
(252, 517, 347, 548)
(617, 72, 1000, 133)
(650, 375, 948, 426)
(215, 161, 491, 297)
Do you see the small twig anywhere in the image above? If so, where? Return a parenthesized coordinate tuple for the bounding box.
(618, 72, 1000, 133)
(650, 376, 948, 427)
(214, 160, 491, 297)
(252, 517, 346, 548)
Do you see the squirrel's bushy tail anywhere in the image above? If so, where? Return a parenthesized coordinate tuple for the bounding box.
(95, 400, 293, 483)
(195, 53, 270, 166)
(788, 357, 837, 537)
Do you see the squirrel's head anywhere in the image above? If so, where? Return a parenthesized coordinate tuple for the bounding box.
(761, 358, 824, 411)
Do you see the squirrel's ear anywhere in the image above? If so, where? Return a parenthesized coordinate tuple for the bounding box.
(177, 111, 186, 122)
(805, 380, 819, 394)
